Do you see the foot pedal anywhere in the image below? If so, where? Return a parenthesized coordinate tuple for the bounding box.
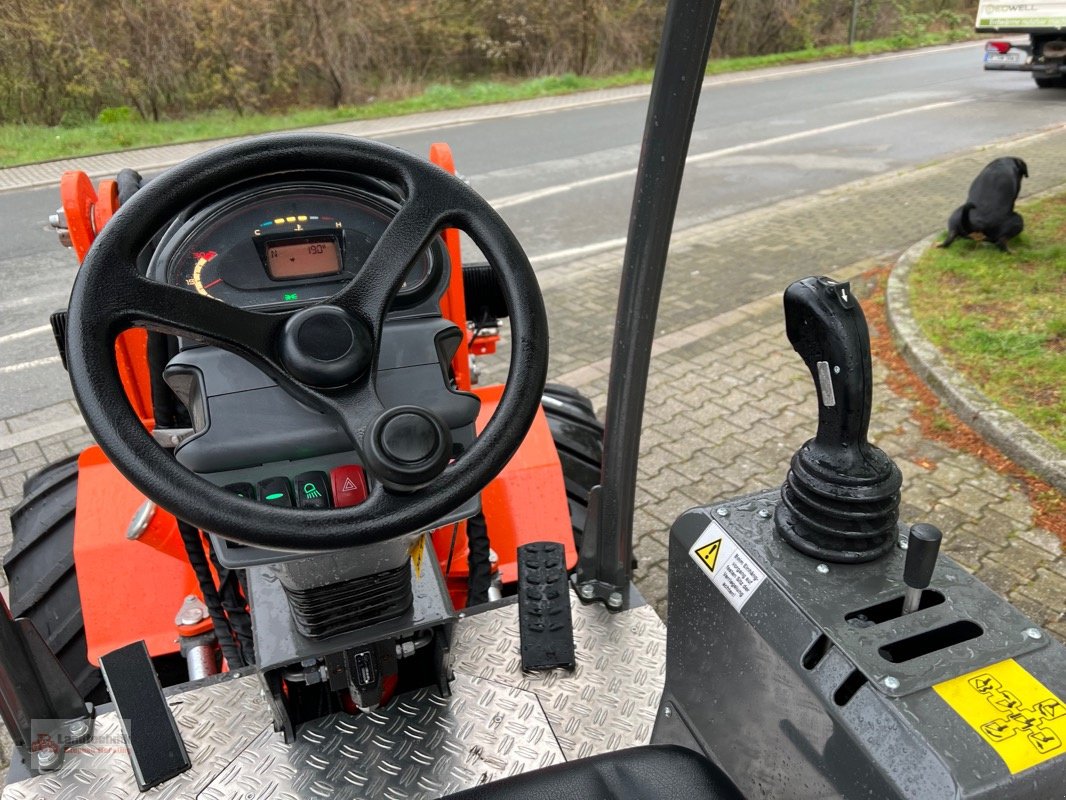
(517, 542, 575, 671)
(99, 641, 190, 790)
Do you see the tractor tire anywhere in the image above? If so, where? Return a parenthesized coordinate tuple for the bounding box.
(542, 384, 604, 552)
(3, 457, 104, 702)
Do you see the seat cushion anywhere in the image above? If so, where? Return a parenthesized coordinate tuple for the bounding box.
(444, 744, 741, 800)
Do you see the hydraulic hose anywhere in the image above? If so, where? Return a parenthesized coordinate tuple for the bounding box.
(176, 520, 246, 668)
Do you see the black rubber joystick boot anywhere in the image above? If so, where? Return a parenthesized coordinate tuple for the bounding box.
(774, 276, 902, 563)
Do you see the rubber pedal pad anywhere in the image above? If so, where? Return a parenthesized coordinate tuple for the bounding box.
(99, 640, 190, 790)
(517, 542, 576, 671)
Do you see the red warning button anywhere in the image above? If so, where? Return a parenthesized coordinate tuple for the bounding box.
(330, 465, 369, 507)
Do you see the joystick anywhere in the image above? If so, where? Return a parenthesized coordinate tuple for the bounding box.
(774, 276, 902, 563)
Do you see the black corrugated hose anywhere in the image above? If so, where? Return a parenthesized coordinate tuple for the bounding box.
(176, 519, 246, 669)
(466, 513, 492, 605)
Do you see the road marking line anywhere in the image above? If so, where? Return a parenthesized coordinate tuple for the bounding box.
(0, 325, 51, 345)
(530, 236, 628, 265)
(0, 356, 61, 374)
(489, 99, 969, 209)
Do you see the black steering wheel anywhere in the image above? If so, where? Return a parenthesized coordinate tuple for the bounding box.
(66, 133, 549, 551)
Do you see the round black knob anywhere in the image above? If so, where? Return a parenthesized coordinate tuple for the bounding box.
(364, 406, 452, 491)
(280, 305, 372, 387)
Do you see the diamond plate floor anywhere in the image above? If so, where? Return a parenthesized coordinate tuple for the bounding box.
(3, 592, 666, 799)
(2, 673, 269, 800)
(452, 595, 666, 760)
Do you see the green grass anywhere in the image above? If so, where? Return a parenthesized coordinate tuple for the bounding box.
(0, 31, 972, 167)
(910, 193, 1066, 450)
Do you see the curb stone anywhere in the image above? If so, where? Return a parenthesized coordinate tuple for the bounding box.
(886, 235, 1066, 494)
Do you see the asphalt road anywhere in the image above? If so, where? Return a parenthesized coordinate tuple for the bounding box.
(1, 41, 1060, 419)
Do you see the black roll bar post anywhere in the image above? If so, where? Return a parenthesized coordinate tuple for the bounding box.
(575, 0, 723, 609)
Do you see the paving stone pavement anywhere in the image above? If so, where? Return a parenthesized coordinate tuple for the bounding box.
(1, 124, 1064, 774)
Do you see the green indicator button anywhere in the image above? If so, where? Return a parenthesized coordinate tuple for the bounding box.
(256, 477, 292, 506)
(284, 293, 299, 301)
(303, 483, 322, 499)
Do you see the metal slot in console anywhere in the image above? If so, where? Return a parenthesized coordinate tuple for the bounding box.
(845, 590, 944, 625)
(878, 620, 983, 664)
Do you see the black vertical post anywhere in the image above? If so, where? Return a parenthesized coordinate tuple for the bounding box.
(575, 0, 723, 608)
(0, 593, 92, 770)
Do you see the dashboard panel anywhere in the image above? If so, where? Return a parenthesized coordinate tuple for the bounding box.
(149, 178, 446, 314)
(147, 173, 479, 561)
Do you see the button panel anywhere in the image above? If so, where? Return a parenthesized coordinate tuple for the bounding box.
(224, 466, 369, 511)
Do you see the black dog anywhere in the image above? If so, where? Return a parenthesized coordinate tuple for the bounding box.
(940, 157, 1028, 252)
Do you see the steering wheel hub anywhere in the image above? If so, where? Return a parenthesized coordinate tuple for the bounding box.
(280, 305, 372, 386)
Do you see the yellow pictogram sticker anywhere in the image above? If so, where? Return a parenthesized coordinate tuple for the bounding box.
(933, 658, 1065, 774)
(695, 539, 722, 572)
(409, 535, 425, 578)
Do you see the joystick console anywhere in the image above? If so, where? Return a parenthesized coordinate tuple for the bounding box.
(774, 276, 902, 563)
(655, 276, 1066, 799)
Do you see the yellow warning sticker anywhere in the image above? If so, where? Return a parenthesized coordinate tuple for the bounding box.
(409, 535, 425, 578)
(933, 658, 1065, 774)
(695, 539, 722, 572)
(687, 521, 766, 612)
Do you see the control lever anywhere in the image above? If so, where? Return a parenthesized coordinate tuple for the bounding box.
(775, 277, 902, 562)
(902, 523, 942, 613)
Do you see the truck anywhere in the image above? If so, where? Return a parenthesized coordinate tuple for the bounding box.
(977, 1, 1066, 87)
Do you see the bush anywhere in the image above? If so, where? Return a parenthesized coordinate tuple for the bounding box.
(96, 106, 137, 125)
(0, 0, 978, 126)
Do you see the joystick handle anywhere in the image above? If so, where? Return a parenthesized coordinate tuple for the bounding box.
(783, 277, 875, 476)
(902, 523, 942, 613)
(774, 277, 902, 563)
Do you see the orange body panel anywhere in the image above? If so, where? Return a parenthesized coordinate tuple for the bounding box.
(74, 447, 196, 665)
(59, 170, 156, 423)
(59, 171, 98, 263)
(433, 384, 576, 598)
(114, 329, 154, 424)
(478, 385, 577, 584)
(93, 179, 120, 232)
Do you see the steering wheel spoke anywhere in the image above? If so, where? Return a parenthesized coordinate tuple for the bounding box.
(331, 190, 444, 333)
(123, 278, 287, 361)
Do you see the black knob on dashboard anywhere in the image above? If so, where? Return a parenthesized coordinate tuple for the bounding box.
(363, 406, 452, 492)
(280, 305, 372, 387)
(774, 277, 902, 563)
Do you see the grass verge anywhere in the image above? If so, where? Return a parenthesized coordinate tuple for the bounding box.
(909, 192, 1066, 451)
(0, 31, 974, 167)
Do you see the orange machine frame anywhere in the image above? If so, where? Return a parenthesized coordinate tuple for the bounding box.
(62, 142, 574, 663)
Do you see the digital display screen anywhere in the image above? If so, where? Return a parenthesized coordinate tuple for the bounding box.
(266, 237, 341, 280)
